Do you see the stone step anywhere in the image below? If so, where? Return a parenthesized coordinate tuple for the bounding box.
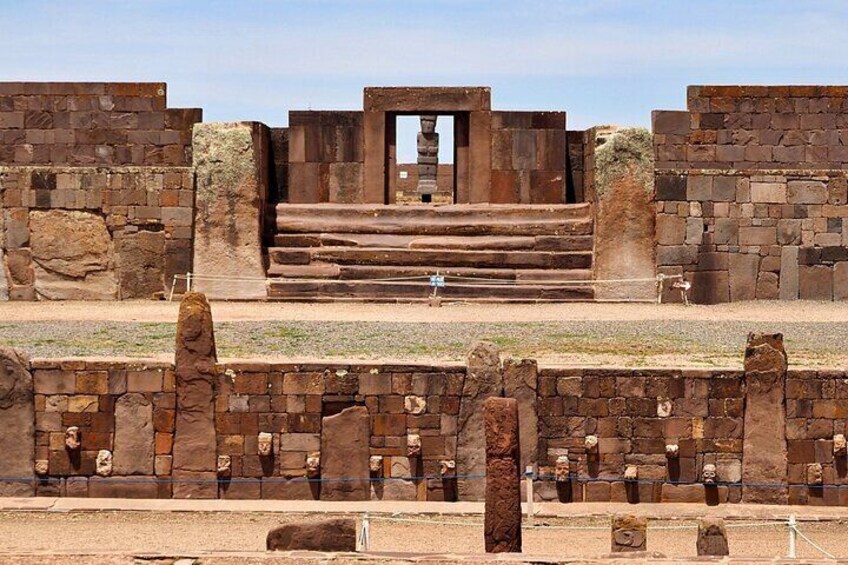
(267, 264, 594, 282)
(275, 203, 593, 236)
(272, 233, 593, 252)
(267, 280, 595, 301)
(268, 247, 593, 270)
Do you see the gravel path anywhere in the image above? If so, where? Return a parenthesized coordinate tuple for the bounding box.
(0, 318, 845, 367)
(0, 511, 843, 560)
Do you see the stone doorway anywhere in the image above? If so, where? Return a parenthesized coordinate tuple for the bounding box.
(393, 114, 456, 205)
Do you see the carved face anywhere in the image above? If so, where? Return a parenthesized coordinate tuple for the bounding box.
(420, 115, 437, 134)
(65, 426, 81, 451)
(217, 455, 232, 476)
(834, 434, 847, 456)
(306, 452, 320, 478)
(407, 433, 422, 457)
(369, 455, 383, 473)
(96, 450, 112, 477)
(439, 459, 456, 477)
(624, 465, 638, 481)
(258, 432, 273, 457)
(555, 456, 571, 482)
(665, 444, 679, 458)
(807, 463, 823, 486)
(703, 463, 717, 484)
(34, 459, 49, 477)
(584, 435, 599, 450)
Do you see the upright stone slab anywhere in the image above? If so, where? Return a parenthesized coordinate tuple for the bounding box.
(320, 406, 370, 501)
(503, 358, 537, 472)
(113, 393, 154, 475)
(697, 518, 729, 556)
(192, 122, 269, 299)
(457, 342, 503, 500)
(172, 292, 218, 498)
(267, 519, 356, 552)
(483, 397, 522, 553)
(611, 514, 647, 553)
(742, 333, 788, 504)
(0, 349, 34, 496)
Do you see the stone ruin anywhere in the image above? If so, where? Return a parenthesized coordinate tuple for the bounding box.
(4, 82, 848, 303)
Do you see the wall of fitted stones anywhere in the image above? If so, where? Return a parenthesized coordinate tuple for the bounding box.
(286, 111, 364, 204)
(0, 83, 200, 167)
(395, 164, 455, 205)
(566, 129, 594, 203)
(489, 112, 567, 204)
(654, 86, 848, 302)
(0, 166, 194, 300)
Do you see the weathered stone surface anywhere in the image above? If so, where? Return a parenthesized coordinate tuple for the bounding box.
(0, 250, 8, 301)
(457, 342, 502, 501)
(193, 122, 269, 299)
(115, 231, 165, 299)
(320, 406, 370, 501)
(594, 129, 655, 300)
(697, 518, 729, 556)
(834, 262, 848, 301)
(503, 358, 537, 472)
(113, 393, 154, 475)
(742, 333, 788, 504)
(611, 514, 647, 552)
(779, 246, 799, 300)
(756, 272, 779, 300)
(29, 210, 116, 299)
(0, 348, 34, 496)
(799, 265, 833, 300)
(172, 292, 218, 498)
(483, 397, 521, 554)
(266, 519, 356, 552)
(729, 253, 759, 301)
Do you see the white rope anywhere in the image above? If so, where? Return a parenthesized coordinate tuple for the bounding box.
(794, 524, 838, 559)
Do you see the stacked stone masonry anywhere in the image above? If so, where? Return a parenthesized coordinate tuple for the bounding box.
(18, 355, 848, 505)
(654, 86, 848, 302)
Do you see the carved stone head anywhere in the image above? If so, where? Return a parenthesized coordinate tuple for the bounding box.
(665, 444, 679, 459)
(96, 450, 112, 477)
(217, 455, 232, 477)
(584, 435, 599, 451)
(439, 459, 456, 477)
(34, 459, 48, 477)
(407, 433, 422, 457)
(369, 455, 383, 474)
(555, 455, 571, 482)
(702, 463, 717, 484)
(306, 452, 320, 478)
(65, 426, 81, 451)
(258, 432, 273, 457)
(807, 463, 824, 486)
(624, 465, 638, 481)
(834, 434, 847, 456)
(420, 115, 437, 134)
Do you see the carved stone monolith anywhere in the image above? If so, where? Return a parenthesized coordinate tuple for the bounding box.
(172, 292, 218, 498)
(483, 397, 522, 554)
(416, 115, 439, 196)
(0, 349, 34, 496)
(741, 333, 788, 504)
(697, 518, 729, 556)
(320, 406, 370, 501)
(611, 514, 647, 553)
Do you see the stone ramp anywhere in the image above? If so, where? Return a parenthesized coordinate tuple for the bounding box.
(268, 203, 596, 301)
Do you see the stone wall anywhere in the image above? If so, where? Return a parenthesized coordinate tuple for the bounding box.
(654, 86, 848, 303)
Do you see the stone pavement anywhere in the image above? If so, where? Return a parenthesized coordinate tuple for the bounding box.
(1, 497, 845, 522)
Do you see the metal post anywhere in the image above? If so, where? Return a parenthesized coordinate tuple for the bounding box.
(787, 515, 797, 559)
(186, 271, 192, 293)
(358, 512, 370, 552)
(525, 465, 535, 527)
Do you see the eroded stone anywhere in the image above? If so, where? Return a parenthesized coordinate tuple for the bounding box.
(483, 397, 521, 554)
(266, 518, 356, 552)
(611, 514, 647, 553)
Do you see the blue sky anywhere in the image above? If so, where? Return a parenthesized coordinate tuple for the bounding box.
(3, 1, 848, 161)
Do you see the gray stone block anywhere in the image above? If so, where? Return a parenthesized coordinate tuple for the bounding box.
(779, 246, 799, 300)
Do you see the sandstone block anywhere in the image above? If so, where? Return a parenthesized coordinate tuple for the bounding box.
(116, 231, 165, 299)
(266, 519, 356, 552)
(656, 215, 685, 246)
(750, 182, 786, 203)
(834, 262, 848, 300)
(729, 254, 759, 301)
(113, 393, 154, 475)
(787, 180, 827, 204)
(320, 406, 370, 501)
(192, 122, 269, 299)
(0, 349, 34, 496)
(697, 518, 729, 556)
(503, 358, 537, 471)
(484, 397, 521, 554)
(611, 514, 647, 552)
(779, 246, 799, 300)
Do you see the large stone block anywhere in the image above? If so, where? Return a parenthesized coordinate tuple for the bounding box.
(729, 254, 759, 301)
(457, 342, 502, 501)
(266, 519, 356, 552)
(742, 333, 788, 504)
(483, 397, 521, 554)
(750, 182, 786, 203)
(192, 122, 269, 299)
(29, 210, 117, 300)
(689, 270, 730, 304)
(113, 393, 154, 475)
(503, 358, 537, 472)
(0, 349, 34, 496)
(172, 292, 218, 498)
(320, 406, 370, 501)
(799, 266, 833, 300)
(779, 246, 799, 300)
(787, 180, 827, 204)
(116, 231, 165, 299)
(656, 215, 685, 245)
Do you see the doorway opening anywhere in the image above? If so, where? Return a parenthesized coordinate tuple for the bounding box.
(394, 114, 455, 205)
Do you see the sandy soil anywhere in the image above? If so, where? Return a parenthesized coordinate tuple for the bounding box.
(0, 511, 842, 560)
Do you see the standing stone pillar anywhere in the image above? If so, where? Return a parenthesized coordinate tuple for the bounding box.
(192, 122, 269, 299)
(503, 358, 538, 472)
(320, 406, 371, 501)
(457, 342, 503, 500)
(742, 333, 788, 504)
(484, 397, 522, 553)
(416, 115, 439, 196)
(0, 349, 34, 496)
(172, 292, 218, 498)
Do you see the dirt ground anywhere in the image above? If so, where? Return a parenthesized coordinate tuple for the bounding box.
(0, 511, 842, 560)
(0, 300, 847, 367)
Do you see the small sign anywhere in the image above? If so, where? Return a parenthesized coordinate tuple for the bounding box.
(399, 171, 408, 179)
(429, 275, 445, 288)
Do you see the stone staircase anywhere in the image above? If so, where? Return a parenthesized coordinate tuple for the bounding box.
(267, 203, 595, 301)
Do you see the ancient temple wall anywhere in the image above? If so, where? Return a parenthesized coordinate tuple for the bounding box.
(654, 86, 848, 303)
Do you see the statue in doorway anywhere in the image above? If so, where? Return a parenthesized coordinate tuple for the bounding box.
(417, 115, 439, 195)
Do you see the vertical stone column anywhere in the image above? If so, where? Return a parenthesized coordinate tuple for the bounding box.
(503, 358, 538, 472)
(0, 348, 34, 496)
(192, 122, 269, 299)
(172, 292, 218, 498)
(468, 111, 492, 203)
(363, 111, 387, 204)
(483, 397, 522, 553)
(320, 406, 371, 501)
(742, 333, 788, 504)
(457, 342, 503, 500)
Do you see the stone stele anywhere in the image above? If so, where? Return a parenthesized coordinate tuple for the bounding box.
(113, 392, 155, 475)
(172, 292, 218, 498)
(320, 405, 371, 501)
(457, 342, 503, 501)
(483, 397, 522, 553)
(741, 332, 788, 504)
(0, 348, 34, 496)
(266, 518, 356, 552)
(697, 518, 730, 556)
(611, 514, 647, 553)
